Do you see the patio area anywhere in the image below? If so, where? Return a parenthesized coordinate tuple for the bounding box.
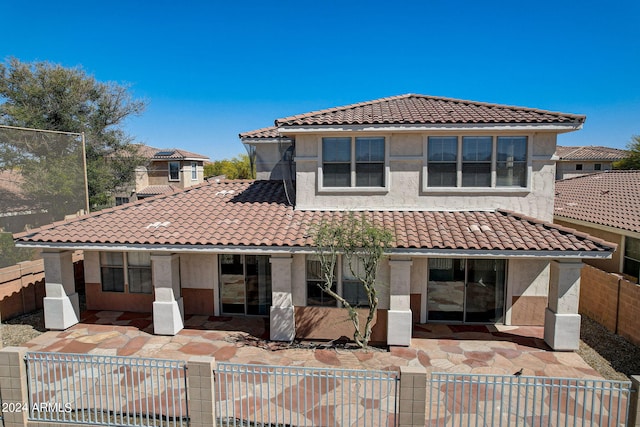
(21, 310, 602, 379)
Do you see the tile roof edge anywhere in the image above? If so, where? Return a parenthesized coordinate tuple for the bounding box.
(274, 94, 586, 125)
(556, 169, 640, 183)
(497, 209, 617, 251)
(12, 179, 234, 241)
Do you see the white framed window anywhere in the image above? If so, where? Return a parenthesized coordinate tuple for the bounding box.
(462, 136, 492, 187)
(168, 161, 180, 181)
(496, 137, 527, 187)
(100, 252, 152, 294)
(427, 137, 457, 187)
(321, 136, 387, 190)
(306, 257, 337, 307)
(425, 135, 529, 189)
(100, 252, 124, 292)
(305, 255, 369, 307)
(624, 237, 640, 281)
(191, 161, 198, 180)
(594, 163, 602, 171)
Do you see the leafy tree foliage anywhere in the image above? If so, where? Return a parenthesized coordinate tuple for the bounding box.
(0, 232, 34, 268)
(613, 135, 640, 170)
(0, 57, 146, 210)
(204, 153, 254, 179)
(313, 214, 393, 348)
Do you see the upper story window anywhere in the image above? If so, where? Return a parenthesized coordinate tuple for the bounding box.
(575, 164, 583, 171)
(191, 162, 198, 180)
(322, 137, 385, 188)
(169, 161, 180, 181)
(594, 163, 602, 171)
(427, 137, 457, 187)
(462, 137, 492, 187)
(426, 136, 528, 189)
(496, 137, 527, 187)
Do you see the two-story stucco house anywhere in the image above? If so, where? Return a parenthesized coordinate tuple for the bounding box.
(14, 94, 614, 351)
(113, 145, 209, 205)
(554, 145, 628, 180)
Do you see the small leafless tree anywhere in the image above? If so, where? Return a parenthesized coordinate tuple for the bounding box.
(313, 213, 393, 348)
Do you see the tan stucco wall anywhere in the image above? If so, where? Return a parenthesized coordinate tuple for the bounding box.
(255, 142, 294, 181)
(291, 132, 558, 221)
(144, 160, 204, 189)
(180, 254, 216, 289)
(556, 161, 614, 180)
(505, 259, 549, 325)
(554, 219, 623, 273)
(294, 306, 387, 343)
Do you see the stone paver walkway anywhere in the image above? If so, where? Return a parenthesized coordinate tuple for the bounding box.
(22, 310, 601, 379)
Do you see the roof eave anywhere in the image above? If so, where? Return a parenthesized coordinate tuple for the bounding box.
(278, 122, 584, 134)
(15, 241, 612, 259)
(240, 137, 294, 144)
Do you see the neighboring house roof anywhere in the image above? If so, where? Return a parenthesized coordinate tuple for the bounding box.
(555, 145, 628, 161)
(15, 180, 612, 254)
(555, 171, 640, 233)
(134, 144, 209, 161)
(136, 185, 178, 197)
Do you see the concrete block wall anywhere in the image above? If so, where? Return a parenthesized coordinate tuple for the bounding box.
(579, 264, 620, 332)
(579, 264, 640, 347)
(618, 278, 640, 345)
(398, 366, 427, 427)
(0, 347, 29, 427)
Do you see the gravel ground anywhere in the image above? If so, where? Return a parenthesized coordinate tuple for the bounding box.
(2, 310, 640, 381)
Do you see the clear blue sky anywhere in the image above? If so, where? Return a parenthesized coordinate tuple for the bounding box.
(2, 0, 639, 160)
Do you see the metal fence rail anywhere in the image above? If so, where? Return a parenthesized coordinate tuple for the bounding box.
(215, 362, 399, 427)
(428, 373, 632, 426)
(25, 352, 188, 427)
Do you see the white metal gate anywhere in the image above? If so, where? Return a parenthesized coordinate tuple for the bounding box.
(215, 362, 399, 426)
(428, 373, 632, 426)
(25, 352, 188, 427)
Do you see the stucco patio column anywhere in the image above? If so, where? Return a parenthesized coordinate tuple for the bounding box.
(270, 255, 295, 341)
(42, 250, 80, 330)
(544, 260, 583, 351)
(151, 254, 184, 335)
(387, 258, 413, 346)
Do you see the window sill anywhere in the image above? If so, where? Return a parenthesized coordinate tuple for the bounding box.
(168, 179, 181, 182)
(421, 187, 531, 195)
(318, 186, 389, 195)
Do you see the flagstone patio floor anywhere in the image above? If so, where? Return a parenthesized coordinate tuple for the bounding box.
(21, 310, 601, 379)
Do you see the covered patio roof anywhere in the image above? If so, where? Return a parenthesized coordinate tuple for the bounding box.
(15, 180, 614, 257)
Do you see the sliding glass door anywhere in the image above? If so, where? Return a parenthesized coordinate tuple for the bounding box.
(220, 255, 272, 315)
(427, 258, 505, 323)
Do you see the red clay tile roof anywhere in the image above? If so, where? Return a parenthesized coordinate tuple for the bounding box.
(555, 171, 640, 233)
(136, 185, 178, 196)
(272, 94, 585, 127)
(15, 180, 612, 253)
(239, 126, 281, 139)
(555, 146, 628, 161)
